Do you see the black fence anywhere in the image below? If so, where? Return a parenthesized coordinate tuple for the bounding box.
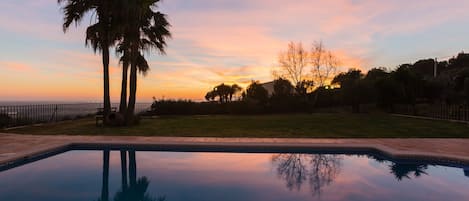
(0, 103, 152, 128)
(394, 104, 469, 122)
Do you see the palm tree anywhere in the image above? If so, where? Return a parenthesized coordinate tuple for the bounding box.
(117, 44, 131, 114)
(120, 0, 171, 124)
(58, 0, 116, 122)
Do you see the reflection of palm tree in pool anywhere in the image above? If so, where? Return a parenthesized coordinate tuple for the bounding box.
(96, 150, 110, 201)
(389, 163, 428, 181)
(366, 154, 431, 181)
(271, 154, 342, 196)
(113, 150, 166, 201)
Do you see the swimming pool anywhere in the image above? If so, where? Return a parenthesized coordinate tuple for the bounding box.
(0, 148, 468, 201)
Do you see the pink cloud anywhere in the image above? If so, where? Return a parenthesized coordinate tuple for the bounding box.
(1, 61, 36, 73)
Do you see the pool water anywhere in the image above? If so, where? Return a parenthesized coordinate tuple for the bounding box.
(0, 150, 468, 201)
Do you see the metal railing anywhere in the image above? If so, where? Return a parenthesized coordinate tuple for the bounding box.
(394, 104, 469, 122)
(0, 103, 152, 128)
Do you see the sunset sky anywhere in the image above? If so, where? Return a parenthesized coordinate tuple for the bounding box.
(2, 0, 469, 102)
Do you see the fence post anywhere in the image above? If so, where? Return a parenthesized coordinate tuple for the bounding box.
(444, 104, 448, 120)
(464, 105, 469, 121)
(55, 105, 58, 122)
(440, 104, 443, 119)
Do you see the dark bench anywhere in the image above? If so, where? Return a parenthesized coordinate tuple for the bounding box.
(96, 107, 117, 126)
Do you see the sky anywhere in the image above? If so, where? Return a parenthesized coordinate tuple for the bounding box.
(1, 0, 469, 102)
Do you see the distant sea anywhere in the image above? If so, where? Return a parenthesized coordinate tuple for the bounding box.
(0, 101, 152, 106)
(0, 101, 153, 125)
(0, 101, 97, 106)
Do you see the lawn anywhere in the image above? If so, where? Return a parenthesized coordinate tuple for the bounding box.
(5, 114, 469, 138)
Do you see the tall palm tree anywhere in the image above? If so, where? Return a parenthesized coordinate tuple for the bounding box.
(117, 45, 131, 114)
(120, 0, 171, 124)
(58, 0, 116, 122)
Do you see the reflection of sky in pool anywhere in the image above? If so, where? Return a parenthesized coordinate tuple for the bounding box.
(0, 151, 468, 201)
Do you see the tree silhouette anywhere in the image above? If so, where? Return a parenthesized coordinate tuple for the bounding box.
(393, 65, 425, 114)
(275, 42, 309, 86)
(309, 41, 340, 108)
(374, 74, 401, 112)
(205, 83, 243, 103)
(273, 78, 294, 98)
(121, 0, 171, 125)
(117, 42, 131, 114)
(389, 162, 429, 181)
(364, 67, 389, 83)
(332, 69, 365, 113)
(245, 81, 269, 104)
(270, 78, 296, 112)
(310, 41, 339, 88)
(295, 80, 314, 98)
(205, 91, 216, 102)
(113, 150, 166, 201)
(229, 84, 243, 101)
(213, 83, 232, 103)
(58, 0, 118, 123)
(272, 154, 342, 197)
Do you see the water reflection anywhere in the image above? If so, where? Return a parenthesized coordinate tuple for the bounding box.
(367, 155, 431, 181)
(271, 154, 342, 196)
(98, 150, 165, 201)
(98, 150, 110, 201)
(389, 163, 428, 181)
(1, 150, 468, 201)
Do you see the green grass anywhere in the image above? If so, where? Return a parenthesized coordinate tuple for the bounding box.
(4, 114, 469, 138)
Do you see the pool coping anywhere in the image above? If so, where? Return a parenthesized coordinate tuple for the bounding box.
(1, 136, 469, 171)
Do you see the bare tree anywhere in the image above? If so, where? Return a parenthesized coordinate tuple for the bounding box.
(272, 154, 342, 197)
(310, 41, 339, 87)
(275, 42, 309, 86)
(307, 155, 341, 196)
(271, 154, 308, 191)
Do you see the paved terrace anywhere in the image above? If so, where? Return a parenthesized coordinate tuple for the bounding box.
(1, 133, 469, 165)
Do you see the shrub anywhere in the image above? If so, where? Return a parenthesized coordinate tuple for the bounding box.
(0, 113, 11, 128)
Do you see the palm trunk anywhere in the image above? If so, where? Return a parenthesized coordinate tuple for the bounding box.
(103, 46, 111, 123)
(126, 61, 137, 125)
(101, 150, 110, 201)
(119, 58, 129, 114)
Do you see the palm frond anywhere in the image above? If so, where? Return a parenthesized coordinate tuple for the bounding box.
(85, 23, 102, 52)
(58, 0, 96, 32)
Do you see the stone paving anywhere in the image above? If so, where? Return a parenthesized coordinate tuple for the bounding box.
(1, 133, 469, 165)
